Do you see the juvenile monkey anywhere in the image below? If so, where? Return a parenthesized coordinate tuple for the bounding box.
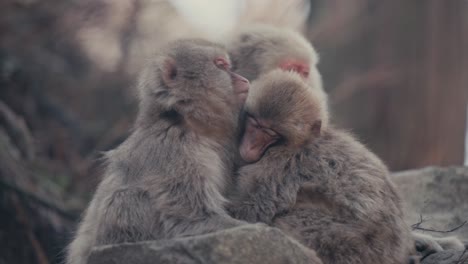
(227, 25, 329, 126)
(66, 39, 250, 264)
(227, 25, 463, 257)
(229, 70, 414, 264)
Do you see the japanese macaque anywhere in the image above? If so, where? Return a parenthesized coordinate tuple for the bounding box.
(227, 25, 464, 259)
(227, 25, 324, 91)
(228, 70, 415, 264)
(66, 39, 250, 264)
(227, 25, 328, 128)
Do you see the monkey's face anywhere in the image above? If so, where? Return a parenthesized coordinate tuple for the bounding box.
(139, 39, 249, 125)
(239, 70, 323, 163)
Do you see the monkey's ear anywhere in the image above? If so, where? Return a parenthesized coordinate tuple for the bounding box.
(161, 58, 178, 86)
(311, 120, 322, 137)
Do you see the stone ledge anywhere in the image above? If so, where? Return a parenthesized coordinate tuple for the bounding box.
(88, 167, 468, 264)
(88, 224, 321, 264)
(393, 166, 468, 240)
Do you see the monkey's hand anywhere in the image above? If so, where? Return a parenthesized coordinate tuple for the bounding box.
(228, 201, 275, 224)
(229, 174, 301, 224)
(413, 232, 465, 259)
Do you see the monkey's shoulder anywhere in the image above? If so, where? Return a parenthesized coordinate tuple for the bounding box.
(296, 129, 400, 213)
(298, 128, 388, 180)
(103, 127, 228, 186)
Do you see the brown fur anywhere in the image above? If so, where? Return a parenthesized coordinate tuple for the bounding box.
(228, 25, 462, 260)
(228, 26, 317, 79)
(227, 24, 329, 151)
(66, 39, 247, 264)
(229, 70, 415, 264)
(227, 25, 324, 93)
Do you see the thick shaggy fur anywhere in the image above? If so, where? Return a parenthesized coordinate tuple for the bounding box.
(229, 71, 414, 264)
(67, 39, 246, 264)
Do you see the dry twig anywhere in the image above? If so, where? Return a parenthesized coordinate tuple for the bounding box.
(455, 248, 468, 264)
(412, 221, 467, 234)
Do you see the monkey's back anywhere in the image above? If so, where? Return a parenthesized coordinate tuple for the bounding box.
(70, 123, 237, 252)
(273, 128, 413, 264)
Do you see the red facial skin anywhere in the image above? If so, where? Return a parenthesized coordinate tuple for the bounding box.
(215, 57, 250, 105)
(238, 60, 314, 163)
(279, 60, 310, 79)
(239, 116, 280, 163)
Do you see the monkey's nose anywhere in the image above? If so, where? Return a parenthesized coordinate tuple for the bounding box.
(238, 75, 249, 84)
(231, 72, 250, 94)
(232, 72, 250, 84)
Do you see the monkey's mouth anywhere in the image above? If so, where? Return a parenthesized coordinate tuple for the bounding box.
(235, 81, 250, 94)
(236, 91, 249, 105)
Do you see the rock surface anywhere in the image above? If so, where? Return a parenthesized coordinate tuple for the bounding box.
(88, 167, 468, 264)
(393, 166, 468, 240)
(421, 249, 468, 264)
(88, 224, 322, 264)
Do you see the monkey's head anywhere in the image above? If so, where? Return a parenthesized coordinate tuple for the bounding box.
(137, 39, 249, 132)
(228, 25, 320, 85)
(240, 70, 328, 163)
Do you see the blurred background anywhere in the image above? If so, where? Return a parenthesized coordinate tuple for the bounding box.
(0, 0, 467, 263)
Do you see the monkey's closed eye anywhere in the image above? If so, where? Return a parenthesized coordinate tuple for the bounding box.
(263, 128, 279, 138)
(246, 114, 279, 138)
(214, 57, 230, 71)
(246, 114, 260, 128)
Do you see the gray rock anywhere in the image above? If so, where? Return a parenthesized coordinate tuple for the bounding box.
(393, 166, 468, 240)
(88, 167, 468, 264)
(421, 249, 468, 264)
(88, 224, 322, 264)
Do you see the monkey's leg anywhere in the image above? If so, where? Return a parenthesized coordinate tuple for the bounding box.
(228, 201, 269, 223)
(166, 213, 248, 238)
(274, 210, 390, 264)
(195, 214, 248, 234)
(229, 176, 300, 224)
(96, 187, 157, 245)
(211, 214, 248, 229)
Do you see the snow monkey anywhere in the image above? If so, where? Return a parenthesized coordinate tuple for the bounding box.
(228, 70, 415, 264)
(67, 39, 250, 264)
(228, 25, 324, 91)
(227, 24, 463, 259)
(227, 24, 329, 128)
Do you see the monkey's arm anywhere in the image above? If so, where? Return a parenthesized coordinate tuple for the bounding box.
(66, 198, 100, 264)
(95, 187, 157, 245)
(228, 173, 301, 224)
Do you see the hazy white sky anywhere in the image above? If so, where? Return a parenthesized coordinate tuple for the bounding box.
(169, 0, 244, 40)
